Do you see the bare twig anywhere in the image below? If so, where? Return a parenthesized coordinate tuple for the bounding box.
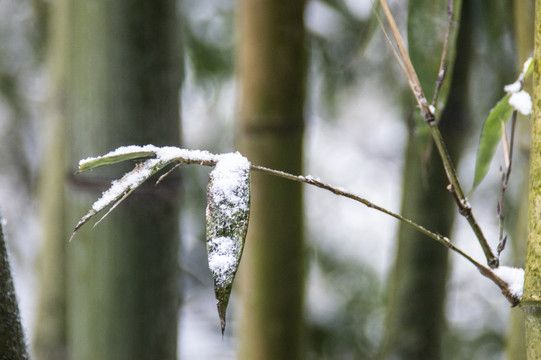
(476, 263, 520, 307)
(432, 0, 455, 107)
(251, 165, 453, 248)
(496, 111, 518, 258)
(378, 0, 499, 268)
(379, 0, 433, 119)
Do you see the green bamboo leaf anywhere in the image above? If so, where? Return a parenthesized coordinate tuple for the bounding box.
(77, 145, 159, 173)
(72, 145, 221, 241)
(206, 153, 251, 335)
(472, 94, 514, 191)
(524, 57, 533, 78)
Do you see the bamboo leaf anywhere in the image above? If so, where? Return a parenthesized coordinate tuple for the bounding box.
(205, 153, 251, 335)
(72, 145, 221, 240)
(71, 157, 172, 239)
(472, 94, 514, 191)
(524, 57, 533, 78)
(77, 145, 159, 173)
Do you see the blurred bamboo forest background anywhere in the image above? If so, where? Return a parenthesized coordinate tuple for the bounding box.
(0, 0, 534, 359)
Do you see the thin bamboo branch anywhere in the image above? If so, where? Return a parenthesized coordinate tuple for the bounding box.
(251, 165, 452, 248)
(378, 0, 499, 268)
(158, 155, 517, 303)
(379, 0, 433, 119)
(497, 111, 518, 257)
(168, 156, 518, 304)
(250, 164, 519, 306)
(152, 155, 463, 262)
(432, 0, 454, 107)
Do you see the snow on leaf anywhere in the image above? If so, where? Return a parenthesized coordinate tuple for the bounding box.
(472, 57, 534, 193)
(206, 152, 251, 335)
(78, 145, 160, 172)
(72, 145, 220, 240)
(72, 146, 252, 334)
(503, 81, 521, 94)
(71, 157, 171, 240)
(503, 63, 533, 116)
(77, 145, 219, 173)
(207, 237, 240, 286)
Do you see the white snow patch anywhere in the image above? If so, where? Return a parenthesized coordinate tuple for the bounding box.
(80, 144, 219, 168)
(522, 57, 532, 74)
(493, 266, 524, 299)
(79, 144, 159, 166)
(91, 158, 159, 212)
(209, 152, 251, 211)
(503, 81, 521, 94)
(84, 145, 223, 213)
(508, 90, 532, 115)
(155, 146, 218, 163)
(208, 236, 238, 286)
(206, 152, 250, 287)
(503, 57, 533, 116)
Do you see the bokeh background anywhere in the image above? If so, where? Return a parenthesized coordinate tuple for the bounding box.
(0, 0, 532, 359)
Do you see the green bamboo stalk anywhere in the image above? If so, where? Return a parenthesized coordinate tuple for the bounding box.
(33, 0, 69, 357)
(64, 0, 182, 358)
(505, 1, 533, 358)
(235, 0, 307, 356)
(523, 2, 541, 358)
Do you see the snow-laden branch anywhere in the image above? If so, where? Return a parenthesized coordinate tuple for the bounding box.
(72, 144, 523, 332)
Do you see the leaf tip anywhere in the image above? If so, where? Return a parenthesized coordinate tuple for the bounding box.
(218, 299, 227, 336)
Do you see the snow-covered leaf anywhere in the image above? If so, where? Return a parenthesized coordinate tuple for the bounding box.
(71, 157, 173, 239)
(73, 146, 253, 333)
(77, 145, 159, 173)
(72, 145, 222, 240)
(472, 94, 514, 192)
(205, 153, 251, 335)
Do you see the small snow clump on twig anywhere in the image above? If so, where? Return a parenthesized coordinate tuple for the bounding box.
(493, 266, 524, 299)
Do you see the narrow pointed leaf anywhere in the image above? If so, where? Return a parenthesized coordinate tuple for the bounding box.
(472, 94, 514, 191)
(524, 57, 533, 78)
(77, 145, 160, 173)
(72, 145, 222, 240)
(71, 157, 172, 239)
(206, 153, 251, 334)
